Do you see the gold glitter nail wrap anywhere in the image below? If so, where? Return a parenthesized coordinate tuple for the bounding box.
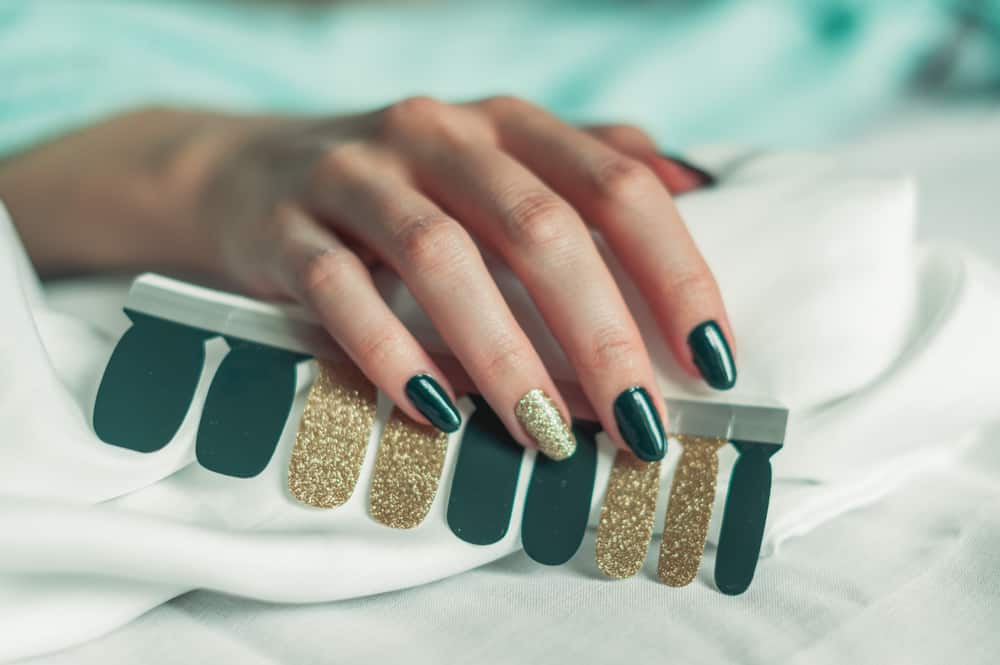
(369, 407, 450, 529)
(287, 360, 376, 508)
(657, 435, 728, 587)
(595, 450, 661, 579)
(514, 389, 575, 461)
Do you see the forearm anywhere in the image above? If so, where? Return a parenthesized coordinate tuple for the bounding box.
(0, 107, 246, 277)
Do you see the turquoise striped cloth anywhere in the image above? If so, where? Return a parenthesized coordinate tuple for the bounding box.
(0, 0, 992, 157)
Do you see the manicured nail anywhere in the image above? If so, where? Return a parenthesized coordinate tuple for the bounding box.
(515, 389, 576, 461)
(405, 374, 462, 433)
(660, 153, 717, 187)
(613, 386, 667, 462)
(688, 320, 737, 390)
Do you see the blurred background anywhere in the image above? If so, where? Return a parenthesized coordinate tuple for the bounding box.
(1, 0, 998, 154)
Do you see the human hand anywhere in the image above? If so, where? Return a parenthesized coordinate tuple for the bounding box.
(196, 97, 737, 461)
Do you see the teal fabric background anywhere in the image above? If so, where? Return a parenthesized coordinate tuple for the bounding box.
(0, 0, 993, 157)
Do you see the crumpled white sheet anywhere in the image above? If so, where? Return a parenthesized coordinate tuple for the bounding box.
(2, 150, 999, 662)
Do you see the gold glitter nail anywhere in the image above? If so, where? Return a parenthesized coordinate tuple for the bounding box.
(595, 450, 661, 579)
(287, 360, 376, 508)
(514, 389, 575, 461)
(369, 407, 450, 529)
(657, 435, 728, 587)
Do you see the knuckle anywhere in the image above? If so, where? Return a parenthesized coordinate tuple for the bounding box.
(355, 328, 404, 367)
(593, 157, 659, 204)
(503, 191, 575, 251)
(664, 268, 715, 299)
(479, 336, 530, 381)
(576, 324, 640, 373)
(394, 214, 471, 273)
(599, 123, 653, 146)
(381, 95, 449, 136)
(482, 94, 531, 116)
(315, 141, 369, 180)
(300, 248, 357, 299)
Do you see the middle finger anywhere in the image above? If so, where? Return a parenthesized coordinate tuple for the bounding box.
(411, 141, 668, 462)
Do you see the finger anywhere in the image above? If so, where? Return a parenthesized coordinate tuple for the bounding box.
(484, 98, 737, 390)
(581, 123, 715, 195)
(305, 150, 577, 461)
(430, 353, 598, 421)
(408, 139, 669, 462)
(269, 204, 462, 433)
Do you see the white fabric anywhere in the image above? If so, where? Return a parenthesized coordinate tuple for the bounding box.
(2, 147, 1000, 661)
(21, 424, 1000, 665)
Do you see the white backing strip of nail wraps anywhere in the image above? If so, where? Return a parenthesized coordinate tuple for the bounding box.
(126, 275, 787, 446)
(125, 272, 338, 357)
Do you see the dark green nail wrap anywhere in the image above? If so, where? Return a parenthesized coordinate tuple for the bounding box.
(714, 441, 781, 595)
(94, 310, 213, 452)
(613, 386, 666, 462)
(688, 320, 737, 390)
(522, 420, 599, 565)
(405, 374, 461, 433)
(195, 338, 306, 478)
(447, 395, 523, 545)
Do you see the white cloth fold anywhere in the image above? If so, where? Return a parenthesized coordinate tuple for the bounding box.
(2, 149, 999, 661)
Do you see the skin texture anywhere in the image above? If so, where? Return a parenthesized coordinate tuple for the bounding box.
(0, 98, 735, 457)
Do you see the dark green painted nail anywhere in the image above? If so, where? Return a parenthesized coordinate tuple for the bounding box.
(660, 152, 717, 186)
(613, 386, 666, 462)
(688, 320, 737, 390)
(405, 374, 461, 433)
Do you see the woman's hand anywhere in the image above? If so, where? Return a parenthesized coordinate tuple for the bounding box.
(1, 98, 736, 462)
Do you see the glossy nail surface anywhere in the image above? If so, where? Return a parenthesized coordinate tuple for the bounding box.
(405, 374, 461, 433)
(515, 389, 576, 461)
(613, 386, 667, 462)
(688, 320, 737, 390)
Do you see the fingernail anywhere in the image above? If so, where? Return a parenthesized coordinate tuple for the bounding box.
(688, 320, 737, 390)
(515, 389, 576, 461)
(660, 153, 717, 187)
(405, 374, 462, 433)
(613, 386, 667, 462)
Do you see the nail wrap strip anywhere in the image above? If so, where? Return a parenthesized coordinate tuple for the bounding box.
(369, 407, 450, 529)
(715, 441, 781, 595)
(196, 338, 304, 478)
(657, 435, 728, 587)
(447, 396, 524, 545)
(288, 360, 377, 508)
(595, 450, 661, 579)
(94, 311, 212, 452)
(521, 421, 599, 565)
